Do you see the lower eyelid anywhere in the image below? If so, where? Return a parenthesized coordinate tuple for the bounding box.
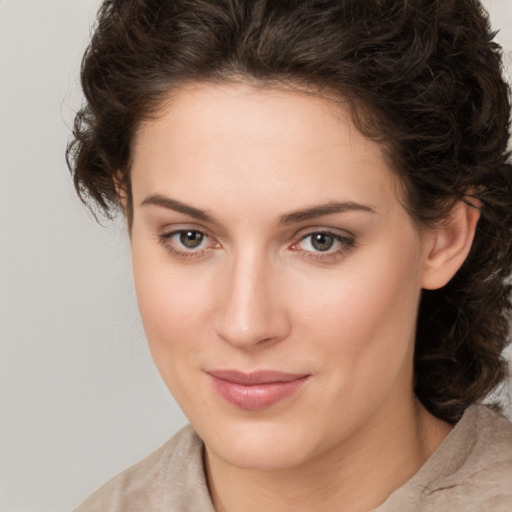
(299, 241, 355, 260)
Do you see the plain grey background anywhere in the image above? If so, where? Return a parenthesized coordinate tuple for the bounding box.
(0, 1, 511, 510)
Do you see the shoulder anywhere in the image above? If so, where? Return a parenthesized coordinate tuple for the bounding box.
(428, 404, 512, 510)
(74, 424, 214, 512)
(446, 404, 512, 479)
(378, 405, 512, 512)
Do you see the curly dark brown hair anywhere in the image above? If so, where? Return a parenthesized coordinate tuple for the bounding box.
(67, 0, 512, 423)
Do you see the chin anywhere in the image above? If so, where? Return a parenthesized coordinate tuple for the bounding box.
(200, 417, 320, 471)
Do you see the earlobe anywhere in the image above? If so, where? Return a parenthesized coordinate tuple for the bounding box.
(421, 199, 481, 290)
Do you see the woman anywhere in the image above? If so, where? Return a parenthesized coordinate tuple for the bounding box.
(70, 0, 512, 510)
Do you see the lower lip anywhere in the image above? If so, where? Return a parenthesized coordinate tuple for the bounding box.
(209, 375, 309, 410)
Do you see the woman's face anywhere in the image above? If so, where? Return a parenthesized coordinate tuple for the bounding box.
(130, 82, 432, 470)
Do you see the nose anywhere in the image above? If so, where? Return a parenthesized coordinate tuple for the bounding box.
(214, 249, 291, 349)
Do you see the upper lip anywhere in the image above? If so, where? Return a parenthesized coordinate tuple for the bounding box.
(207, 369, 310, 385)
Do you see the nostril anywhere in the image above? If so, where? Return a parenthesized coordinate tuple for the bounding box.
(215, 329, 275, 348)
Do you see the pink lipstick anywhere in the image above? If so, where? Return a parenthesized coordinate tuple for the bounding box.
(207, 370, 310, 410)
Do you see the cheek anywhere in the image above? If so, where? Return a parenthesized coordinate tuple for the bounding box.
(289, 239, 422, 384)
(133, 263, 218, 415)
(130, 237, 214, 369)
(135, 270, 208, 336)
(297, 253, 419, 332)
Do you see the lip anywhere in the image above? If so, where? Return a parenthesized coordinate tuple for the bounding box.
(207, 370, 310, 410)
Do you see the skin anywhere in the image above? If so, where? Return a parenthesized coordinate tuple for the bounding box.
(128, 82, 479, 511)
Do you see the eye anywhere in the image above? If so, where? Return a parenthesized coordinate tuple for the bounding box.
(290, 230, 355, 259)
(158, 228, 218, 258)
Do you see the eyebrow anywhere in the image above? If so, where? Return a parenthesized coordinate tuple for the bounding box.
(141, 194, 376, 225)
(141, 194, 219, 224)
(278, 201, 377, 225)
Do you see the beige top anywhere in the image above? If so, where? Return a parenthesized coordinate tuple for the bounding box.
(75, 405, 512, 511)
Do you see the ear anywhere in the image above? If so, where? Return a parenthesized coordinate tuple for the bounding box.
(421, 199, 480, 290)
(114, 172, 129, 214)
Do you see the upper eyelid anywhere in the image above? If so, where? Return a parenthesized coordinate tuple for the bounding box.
(293, 226, 355, 241)
(159, 225, 214, 240)
(157, 218, 354, 234)
(299, 229, 352, 239)
(161, 227, 208, 236)
(161, 229, 214, 245)
(294, 231, 354, 249)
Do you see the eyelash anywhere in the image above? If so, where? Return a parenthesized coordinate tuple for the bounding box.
(158, 229, 216, 260)
(291, 231, 356, 262)
(157, 229, 356, 262)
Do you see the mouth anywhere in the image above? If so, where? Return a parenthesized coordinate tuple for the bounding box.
(207, 370, 311, 410)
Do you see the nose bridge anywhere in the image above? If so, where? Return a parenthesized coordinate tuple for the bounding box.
(215, 244, 287, 348)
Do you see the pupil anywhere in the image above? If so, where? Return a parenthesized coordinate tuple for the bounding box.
(312, 233, 333, 251)
(180, 231, 203, 248)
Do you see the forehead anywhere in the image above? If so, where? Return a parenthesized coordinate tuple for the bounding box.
(131, 82, 402, 217)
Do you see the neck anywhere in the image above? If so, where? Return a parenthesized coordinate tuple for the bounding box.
(205, 396, 451, 512)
